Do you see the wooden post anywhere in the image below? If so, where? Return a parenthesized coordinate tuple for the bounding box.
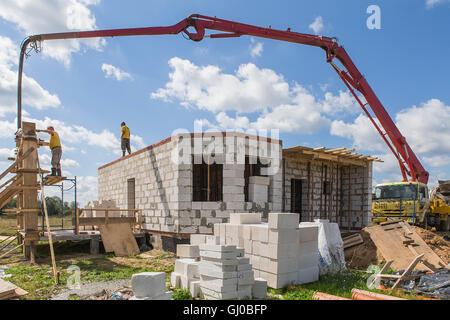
(320, 162, 324, 219)
(335, 163, 339, 223)
(347, 165, 351, 231)
(361, 165, 366, 229)
(328, 162, 333, 221)
(20, 122, 39, 262)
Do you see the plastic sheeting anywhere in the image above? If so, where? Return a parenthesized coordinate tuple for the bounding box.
(301, 219, 346, 275)
(384, 269, 450, 299)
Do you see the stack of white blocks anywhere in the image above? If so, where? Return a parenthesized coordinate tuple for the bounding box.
(214, 212, 319, 289)
(130, 272, 173, 300)
(171, 234, 267, 300)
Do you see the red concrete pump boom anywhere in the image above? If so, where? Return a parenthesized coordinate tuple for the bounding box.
(16, 14, 429, 184)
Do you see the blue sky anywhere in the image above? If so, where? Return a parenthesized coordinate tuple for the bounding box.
(0, 0, 449, 205)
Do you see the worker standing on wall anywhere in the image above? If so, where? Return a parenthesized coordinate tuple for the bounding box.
(121, 122, 131, 157)
(37, 126, 63, 177)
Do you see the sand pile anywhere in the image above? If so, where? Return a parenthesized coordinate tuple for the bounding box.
(344, 230, 384, 270)
(412, 226, 450, 264)
(344, 226, 450, 269)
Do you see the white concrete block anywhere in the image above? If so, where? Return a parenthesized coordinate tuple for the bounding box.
(237, 264, 252, 271)
(298, 252, 318, 269)
(237, 270, 254, 285)
(206, 235, 220, 245)
(190, 234, 207, 245)
(259, 257, 299, 274)
(170, 272, 181, 288)
(298, 225, 319, 243)
(249, 176, 270, 186)
(176, 244, 200, 258)
(244, 240, 253, 254)
(237, 257, 250, 265)
(199, 261, 237, 273)
(131, 272, 166, 298)
(190, 280, 201, 298)
(237, 285, 252, 299)
(268, 213, 299, 229)
(252, 241, 260, 256)
(198, 266, 238, 279)
(297, 266, 319, 284)
(236, 248, 245, 257)
(200, 256, 238, 266)
(252, 278, 267, 299)
(250, 255, 260, 270)
(201, 281, 237, 293)
(229, 213, 262, 225)
(268, 228, 299, 244)
(199, 275, 238, 286)
(200, 250, 237, 260)
(225, 224, 243, 240)
(259, 242, 299, 259)
(174, 258, 199, 279)
(201, 287, 237, 300)
(199, 244, 236, 252)
(298, 240, 318, 256)
(251, 225, 269, 242)
(259, 271, 297, 289)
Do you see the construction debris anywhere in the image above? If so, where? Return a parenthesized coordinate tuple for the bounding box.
(364, 220, 446, 271)
(0, 279, 28, 300)
(343, 233, 364, 249)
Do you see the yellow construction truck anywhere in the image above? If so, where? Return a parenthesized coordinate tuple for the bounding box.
(372, 180, 450, 231)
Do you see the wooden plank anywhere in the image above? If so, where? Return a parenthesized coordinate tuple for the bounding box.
(0, 146, 34, 181)
(98, 223, 139, 256)
(78, 217, 136, 226)
(365, 221, 445, 271)
(392, 254, 424, 290)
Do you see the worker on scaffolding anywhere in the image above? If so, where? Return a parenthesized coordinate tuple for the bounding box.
(121, 122, 131, 157)
(37, 126, 62, 176)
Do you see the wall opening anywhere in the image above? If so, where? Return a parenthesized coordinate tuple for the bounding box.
(127, 178, 135, 213)
(291, 178, 302, 222)
(244, 156, 269, 202)
(192, 159, 223, 202)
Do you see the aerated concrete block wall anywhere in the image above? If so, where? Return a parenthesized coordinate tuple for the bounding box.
(98, 138, 179, 233)
(284, 160, 373, 229)
(98, 132, 282, 236)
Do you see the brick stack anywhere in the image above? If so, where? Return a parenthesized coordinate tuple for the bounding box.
(213, 212, 319, 289)
(198, 244, 241, 300)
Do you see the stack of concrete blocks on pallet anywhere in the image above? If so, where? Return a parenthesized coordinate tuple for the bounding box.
(130, 272, 173, 300)
(198, 243, 255, 300)
(213, 212, 319, 289)
(171, 242, 201, 297)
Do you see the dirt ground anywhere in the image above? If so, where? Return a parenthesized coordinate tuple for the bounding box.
(345, 226, 450, 270)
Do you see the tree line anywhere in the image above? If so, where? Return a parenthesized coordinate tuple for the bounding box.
(1, 196, 78, 216)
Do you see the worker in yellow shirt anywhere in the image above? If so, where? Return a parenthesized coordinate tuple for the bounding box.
(37, 126, 63, 176)
(121, 122, 131, 157)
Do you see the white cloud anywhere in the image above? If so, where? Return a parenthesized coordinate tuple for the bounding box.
(0, 36, 61, 117)
(309, 16, 324, 34)
(249, 38, 263, 58)
(426, 0, 449, 8)
(0, 0, 105, 66)
(395, 99, 450, 156)
(330, 98, 450, 186)
(101, 63, 133, 81)
(76, 175, 98, 206)
(38, 153, 80, 169)
(0, 148, 15, 160)
(330, 114, 385, 152)
(152, 58, 357, 134)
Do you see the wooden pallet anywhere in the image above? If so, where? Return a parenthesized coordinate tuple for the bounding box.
(0, 279, 28, 300)
(365, 220, 446, 271)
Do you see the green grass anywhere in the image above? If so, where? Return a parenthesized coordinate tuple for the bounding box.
(0, 215, 73, 236)
(268, 269, 420, 300)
